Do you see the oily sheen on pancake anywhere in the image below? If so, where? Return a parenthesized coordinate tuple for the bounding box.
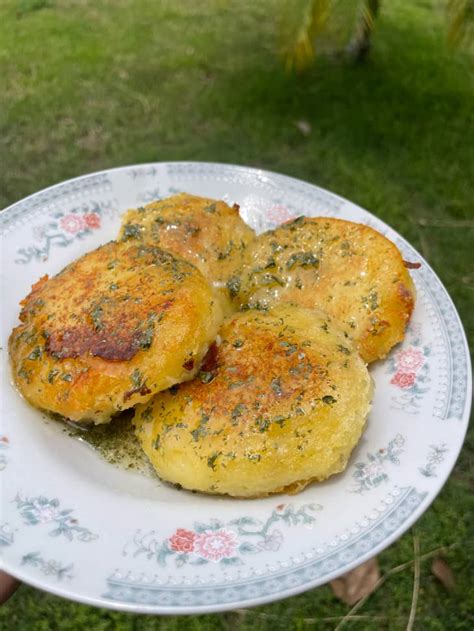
(232, 217, 415, 363)
(134, 303, 372, 497)
(118, 193, 256, 312)
(9, 241, 223, 423)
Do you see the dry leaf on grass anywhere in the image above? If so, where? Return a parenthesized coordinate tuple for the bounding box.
(330, 558, 380, 605)
(431, 557, 455, 591)
(294, 120, 312, 136)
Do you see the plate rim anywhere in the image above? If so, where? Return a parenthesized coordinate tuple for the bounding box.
(1, 161, 471, 614)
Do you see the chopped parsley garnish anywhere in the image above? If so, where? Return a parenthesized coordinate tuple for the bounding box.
(286, 252, 319, 270)
(271, 377, 283, 396)
(185, 223, 200, 236)
(138, 313, 157, 350)
(191, 412, 210, 442)
(90, 303, 104, 331)
(207, 452, 219, 470)
(130, 368, 143, 388)
(362, 291, 379, 311)
(226, 275, 241, 298)
(27, 346, 42, 361)
(141, 405, 153, 420)
(231, 403, 246, 424)
(337, 345, 351, 355)
(18, 367, 31, 383)
(279, 341, 297, 356)
(270, 241, 284, 253)
(322, 395, 336, 405)
(199, 371, 215, 384)
(217, 241, 234, 260)
(264, 257, 277, 269)
(47, 369, 60, 384)
(260, 273, 285, 286)
(122, 223, 141, 240)
(255, 416, 270, 432)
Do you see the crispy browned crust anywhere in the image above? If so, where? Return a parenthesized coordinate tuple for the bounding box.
(134, 303, 372, 497)
(19, 246, 185, 361)
(234, 217, 416, 363)
(9, 241, 223, 422)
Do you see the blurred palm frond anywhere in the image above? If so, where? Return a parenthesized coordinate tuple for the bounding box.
(447, 0, 474, 49)
(280, 0, 332, 73)
(348, 0, 381, 60)
(281, 0, 381, 72)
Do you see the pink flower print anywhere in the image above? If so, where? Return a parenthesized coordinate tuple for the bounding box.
(169, 528, 197, 553)
(267, 205, 297, 224)
(391, 371, 416, 389)
(395, 346, 425, 374)
(83, 213, 101, 229)
(60, 214, 85, 234)
(194, 528, 239, 562)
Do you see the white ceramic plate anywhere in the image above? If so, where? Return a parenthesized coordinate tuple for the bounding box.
(0, 162, 471, 614)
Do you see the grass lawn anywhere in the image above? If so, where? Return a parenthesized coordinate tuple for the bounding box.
(0, 0, 473, 628)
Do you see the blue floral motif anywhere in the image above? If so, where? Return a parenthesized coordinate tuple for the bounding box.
(15, 199, 118, 265)
(0, 436, 9, 471)
(21, 552, 74, 580)
(351, 435, 405, 493)
(128, 166, 158, 179)
(419, 444, 448, 477)
(0, 523, 14, 547)
(138, 188, 162, 204)
(13, 494, 98, 542)
(124, 503, 321, 568)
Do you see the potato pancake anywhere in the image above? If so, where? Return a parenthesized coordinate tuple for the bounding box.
(134, 303, 372, 497)
(232, 217, 415, 363)
(9, 241, 223, 423)
(118, 193, 256, 312)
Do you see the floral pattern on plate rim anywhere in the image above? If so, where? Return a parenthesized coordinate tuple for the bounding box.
(123, 503, 321, 567)
(15, 200, 118, 265)
(0, 435, 9, 471)
(13, 494, 98, 542)
(419, 444, 449, 477)
(351, 434, 406, 494)
(387, 323, 431, 414)
(21, 552, 74, 581)
(0, 523, 14, 547)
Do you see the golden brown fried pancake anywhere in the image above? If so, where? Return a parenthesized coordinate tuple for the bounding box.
(9, 241, 223, 423)
(233, 217, 415, 363)
(118, 193, 256, 312)
(134, 303, 372, 497)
